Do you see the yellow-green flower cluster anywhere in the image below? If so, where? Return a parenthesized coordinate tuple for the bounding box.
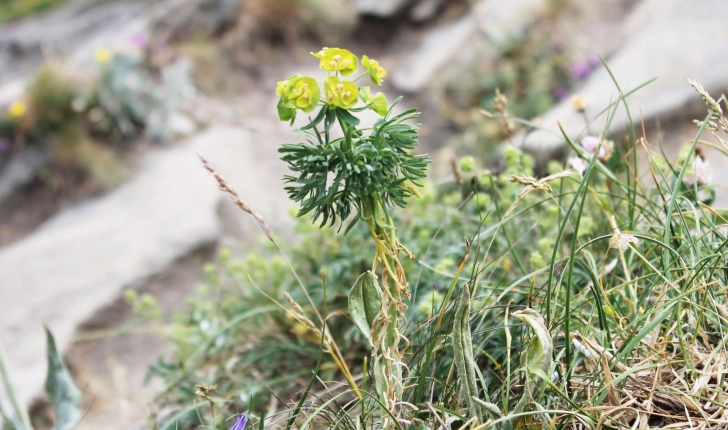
(358, 86, 388, 116)
(312, 47, 359, 76)
(276, 74, 320, 121)
(325, 76, 358, 109)
(275, 47, 390, 122)
(362, 55, 387, 85)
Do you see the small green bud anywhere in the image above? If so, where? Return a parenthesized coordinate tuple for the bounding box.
(442, 191, 461, 207)
(435, 258, 456, 273)
(477, 170, 493, 189)
(476, 193, 492, 211)
(547, 160, 563, 174)
(538, 237, 555, 254)
(218, 248, 231, 263)
(502, 146, 523, 165)
(459, 156, 475, 173)
(578, 216, 595, 237)
(123, 289, 138, 304)
(530, 251, 545, 269)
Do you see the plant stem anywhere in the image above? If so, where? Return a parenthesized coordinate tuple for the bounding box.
(0, 341, 31, 430)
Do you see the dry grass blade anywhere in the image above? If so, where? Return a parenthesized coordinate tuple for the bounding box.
(503, 170, 574, 218)
(197, 151, 324, 323)
(197, 151, 272, 239)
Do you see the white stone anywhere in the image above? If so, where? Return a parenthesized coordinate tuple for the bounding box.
(355, 0, 410, 17)
(0, 147, 49, 203)
(0, 126, 291, 407)
(515, 0, 728, 154)
(392, 0, 548, 93)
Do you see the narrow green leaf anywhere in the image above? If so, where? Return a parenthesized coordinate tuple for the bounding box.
(512, 309, 552, 416)
(0, 340, 31, 430)
(299, 105, 328, 131)
(452, 284, 481, 422)
(348, 271, 383, 347)
(44, 328, 82, 430)
(335, 108, 360, 127)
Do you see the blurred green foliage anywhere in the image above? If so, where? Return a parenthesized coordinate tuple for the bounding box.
(0, 0, 66, 23)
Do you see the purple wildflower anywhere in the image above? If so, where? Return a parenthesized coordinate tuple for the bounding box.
(229, 415, 249, 430)
(128, 34, 148, 49)
(571, 62, 591, 80)
(587, 54, 601, 68)
(553, 87, 569, 101)
(571, 55, 601, 80)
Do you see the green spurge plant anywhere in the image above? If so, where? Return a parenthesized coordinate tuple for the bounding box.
(275, 47, 430, 425)
(158, 54, 728, 430)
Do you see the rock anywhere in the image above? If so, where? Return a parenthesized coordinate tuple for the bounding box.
(152, 0, 243, 42)
(0, 0, 181, 92)
(355, 0, 410, 17)
(0, 147, 49, 203)
(0, 0, 142, 86)
(0, 125, 292, 408)
(409, 0, 444, 22)
(392, 0, 548, 93)
(392, 13, 477, 93)
(514, 0, 728, 155)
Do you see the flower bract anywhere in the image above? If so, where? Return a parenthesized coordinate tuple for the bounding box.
(358, 86, 388, 116)
(362, 55, 387, 85)
(312, 47, 358, 76)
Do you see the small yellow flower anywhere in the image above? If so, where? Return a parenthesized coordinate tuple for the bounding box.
(358, 86, 388, 116)
(324, 76, 358, 110)
(312, 47, 359, 76)
(501, 256, 512, 272)
(338, 81, 358, 109)
(276, 81, 288, 97)
(362, 55, 387, 85)
(286, 77, 320, 112)
(571, 94, 588, 112)
(276, 74, 301, 97)
(310, 47, 329, 58)
(7, 100, 26, 118)
(94, 48, 113, 64)
(324, 76, 340, 105)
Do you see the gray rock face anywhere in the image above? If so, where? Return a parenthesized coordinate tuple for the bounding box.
(0, 126, 291, 408)
(392, 13, 477, 93)
(409, 0, 444, 22)
(0, 147, 49, 203)
(354, 0, 410, 17)
(516, 0, 728, 154)
(0, 0, 142, 88)
(391, 0, 548, 93)
(0, 0, 184, 95)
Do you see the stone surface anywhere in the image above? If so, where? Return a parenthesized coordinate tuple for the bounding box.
(409, 0, 444, 22)
(0, 125, 292, 408)
(0, 0, 182, 98)
(354, 0, 410, 17)
(0, 147, 49, 203)
(392, 13, 477, 93)
(391, 0, 548, 93)
(515, 0, 728, 154)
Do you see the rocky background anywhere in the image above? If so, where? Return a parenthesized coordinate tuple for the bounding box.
(0, 0, 726, 428)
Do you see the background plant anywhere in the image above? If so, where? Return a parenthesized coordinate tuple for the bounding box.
(0, 51, 197, 192)
(0, 330, 82, 430)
